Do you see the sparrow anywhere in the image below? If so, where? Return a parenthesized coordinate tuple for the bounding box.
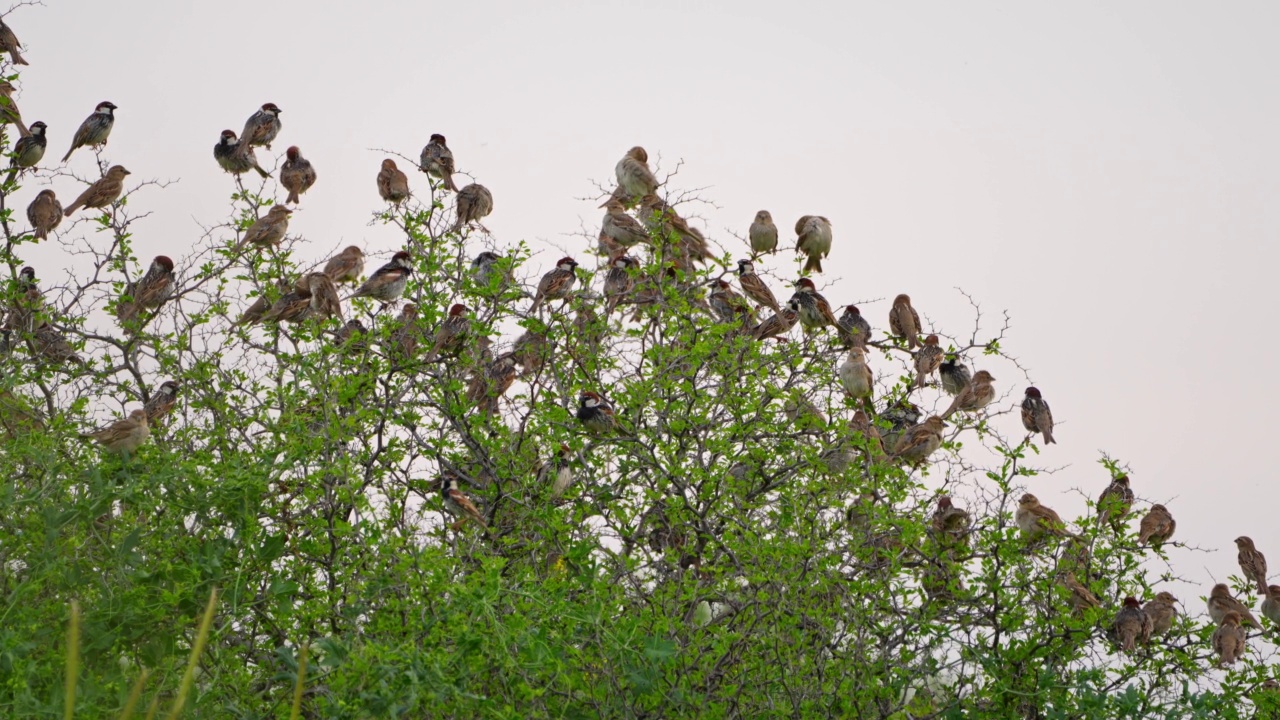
(235, 279, 291, 326)
(577, 391, 620, 435)
(603, 253, 639, 316)
(838, 346, 874, 403)
(749, 210, 778, 256)
(304, 272, 343, 321)
(466, 352, 517, 415)
(888, 294, 921, 349)
(4, 267, 40, 333)
(1060, 573, 1100, 613)
(528, 256, 578, 314)
(322, 246, 364, 284)
(736, 260, 780, 314)
(913, 334, 944, 388)
(540, 444, 575, 498)
(837, 305, 872, 348)
(259, 283, 313, 324)
(794, 215, 832, 274)
(377, 158, 410, 204)
(81, 409, 149, 453)
(782, 393, 827, 429)
(938, 357, 971, 397)
(880, 399, 922, 451)
(447, 183, 493, 234)
(1096, 475, 1134, 531)
(615, 146, 659, 204)
(751, 300, 799, 341)
(941, 370, 996, 420)
(1021, 387, 1056, 444)
(511, 329, 548, 378)
(26, 189, 62, 240)
(213, 130, 270, 178)
(789, 278, 840, 332)
(424, 303, 471, 361)
(0, 18, 28, 65)
(1212, 611, 1247, 665)
(236, 205, 292, 250)
(931, 496, 971, 549)
(600, 198, 651, 248)
(418, 133, 458, 192)
(1137, 504, 1176, 547)
(32, 322, 84, 365)
(334, 318, 368, 354)
(1237, 536, 1270, 595)
(891, 416, 946, 464)
(61, 101, 115, 161)
(239, 103, 282, 149)
(708, 279, 755, 324)
(1262, 586, 1280, 626)
(638, 194, 711, 266)
(0, 83, 23, 139)
(848, 409, 886, 457)
(351, 252, 413, 304)
(8, 119, 46, 176)
(387, 304, 421, 362)
(1143, 592, 1178, 637)
(439, 472, 487, 529)
(1207, 583, 1261, 628)
(1109, 597, 1153, 652)
(470, 251, 513, 296)
(1015, 493, 1076, 540)
(280, 146, 316, 204)
(117, 255, 175, 325)
(63, 165, 130, 216)
(143, 380, 181, 426)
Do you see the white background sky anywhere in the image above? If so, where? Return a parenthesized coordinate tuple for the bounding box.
(11, 1, 1279, 610)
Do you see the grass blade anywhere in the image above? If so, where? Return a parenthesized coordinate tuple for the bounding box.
(163, 588, 219, 720)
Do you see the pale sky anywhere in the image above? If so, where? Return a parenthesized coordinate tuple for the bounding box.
(13, 1, 1280, 609)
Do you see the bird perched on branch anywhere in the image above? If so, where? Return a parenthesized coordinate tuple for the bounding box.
(32, 322, 83, 366)
(117, 255, 175, 326)
(603, 253, 639, 317)
(615, 146, 659, 205)
(789, 278, 839, 333)
(453, 183, 493, 232)
(304, 273, 343, 321)
(350, 252, 413, 305)
(213, 130, 270, 178)
(752, 300, 799, 341)
(794, 215, 832, 274)
(529, 257, 578, 315)
(143, 381, 181, 426)
(837, 305, 871, 348)
(0, 18, 28, 65)
(26, 189, 61, 240)
(236, 205, 291, 250)
(81, 409, 149, 454)
(62, 101, 115, 161)
(1137, 504, 1176, 547)
(1212, 612, 1246, 666)
(1236, 536, 1270, 595)
(63, 165, 130, 216)
(888, 294, 921, 349)
(439, 472, 487, 530)
(419, 134, 458, 192)
(1020, 387, 1055, 444)
(941, 370, 995, 420)
(239, 102, 282, 149)
(931, 496, 971, 549)
(891, 416, 945, 465)
(0, 82, 27, 138)
(8, 120, 45, 181)
(1016, 493, 1076, 540)
(1096, 475, 1133, 532)
(600, 199, 650, 248)
(1143, 592, 1178, 637)
(914, 335, 944, 388)
(939, 356, 971, 396)
(1207, 584, 1260, 628)
(736, 260, 780, 314)
(424, 303, 472, 362)
(322, 246, 364, 285)
(466, 352, 517, 416)
(749, 210, 778, 256)
(577, 391, 621, 435)
(377, 159, 410, 204)
(838, 346, 873, 405)
(1109, 597, 1153, 652)
(281, 146, 316, 204)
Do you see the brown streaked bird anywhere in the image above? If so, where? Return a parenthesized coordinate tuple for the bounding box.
(751, 299, 799, 341)
(212, 129, 270, 178)
(440, 473, 487, 530)
(540, 444, 575, 499)
(0, 82, 27, 138)
(117, 255, 176, 326)
(333, 318, 368, 354)
(891, 416, 946, 465)
(235, 279, 291, 326)
(1020, 387, 1056, 444)
(452, 182, 493, 232)
(838, 346, 874, 404)
(615, 146, 659, 204)
(941, 370, 996, 420)
(32, 322, 84, 366)
(281, 146, 316, 204)
(528, 257, 578, 315)
(1015, 493, 1076, 540)
(794, 215, 832, 274)
(237, 205, 292, 250)
(888, 293, 921, 349)
(81, 409, 149, 454)
(8, 119, 46, 179)
(511, 329, 549, 379)
(418, 133, 458, 192)
(1096, 475, 1134, 532)
(424, 303, 471, 362)
(848, 410, 885, 457)
(600, 198, 650, 247)
(466, 352, 517, 416)
(143, 380, 181, 426)
(387, 304, 421, 363)
(749, 210, 778, 256)
(1237, 536, 1270, 595)
(305, 273, 343, 321)
(1109, 597, 1153, 652)
(63, 165, 130, 216)
(939, 356, 971, 396)
(5, 267, 40, 334)
(351, 251, 413, 304)
(577, 391, 620, 435)
(1060, 573, 1100, 613)
(708, 279, 755, 324)
(931, 496, 971, 549)
(1143, 592, 1178, 637)
(736, 259, 780, 314)
(1262, 585, 1280, 626)
(637, 194, 712, 267)
(239, 102, 282, 149)
(603, 253, 639, 317)
(377, 158, 410, 204)
(259, 283, 313, 324)
(0, 18, 28, 65)
(1212, 611, 1247, 666)
(913, 334, 944, 388)
(26, 189, 62, 240)
(1137, 504, 1176, 547)
(789, 277, 840, 332)
(62, 101, 116, 161)
(1207, 583, 1261, 629)
(838, 305, 872, 348)
(322, 245, 364, 284)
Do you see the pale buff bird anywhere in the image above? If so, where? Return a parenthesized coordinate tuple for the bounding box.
(838, 346, 873, 403)
(1015, 493, 1076, 540)
(1237, 536, 1270, 595)
(891, 416, 945, 464)
(26, 189, 62, 240)
(615, 146, 659, 203)
(63, 165, 130, 216)
(1109, 597, 1153, 652)
(1143, 592, 1178, 637)
(452, 183, 493, 232)
(322, 246, 364, 284)
(913, 334, 944, 388)
(1261, 586, 1280, 626)
(1212, 611, 1247, 665)
(81, 409, 149, 454)
(888, 294, 921, 349)
(377, 159, 410, 204)
(305, 273, 343, 321)
(749, 210, 778, 255)
(237, 205, 292, 251)
(1207, 584, 1260, 629)
(941, 370, 996, 420)
(1060, 573, 1100, 613)
(1137, 504, 1176, 547)
(601, 199, 650, 247)
(280, 146, 317, 204)
(794, 215, 832, 274)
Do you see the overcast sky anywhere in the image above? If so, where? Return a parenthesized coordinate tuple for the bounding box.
(12, 1, 1280, 609)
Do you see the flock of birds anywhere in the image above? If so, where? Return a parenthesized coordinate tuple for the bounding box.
(0, 14, 1270, 675)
